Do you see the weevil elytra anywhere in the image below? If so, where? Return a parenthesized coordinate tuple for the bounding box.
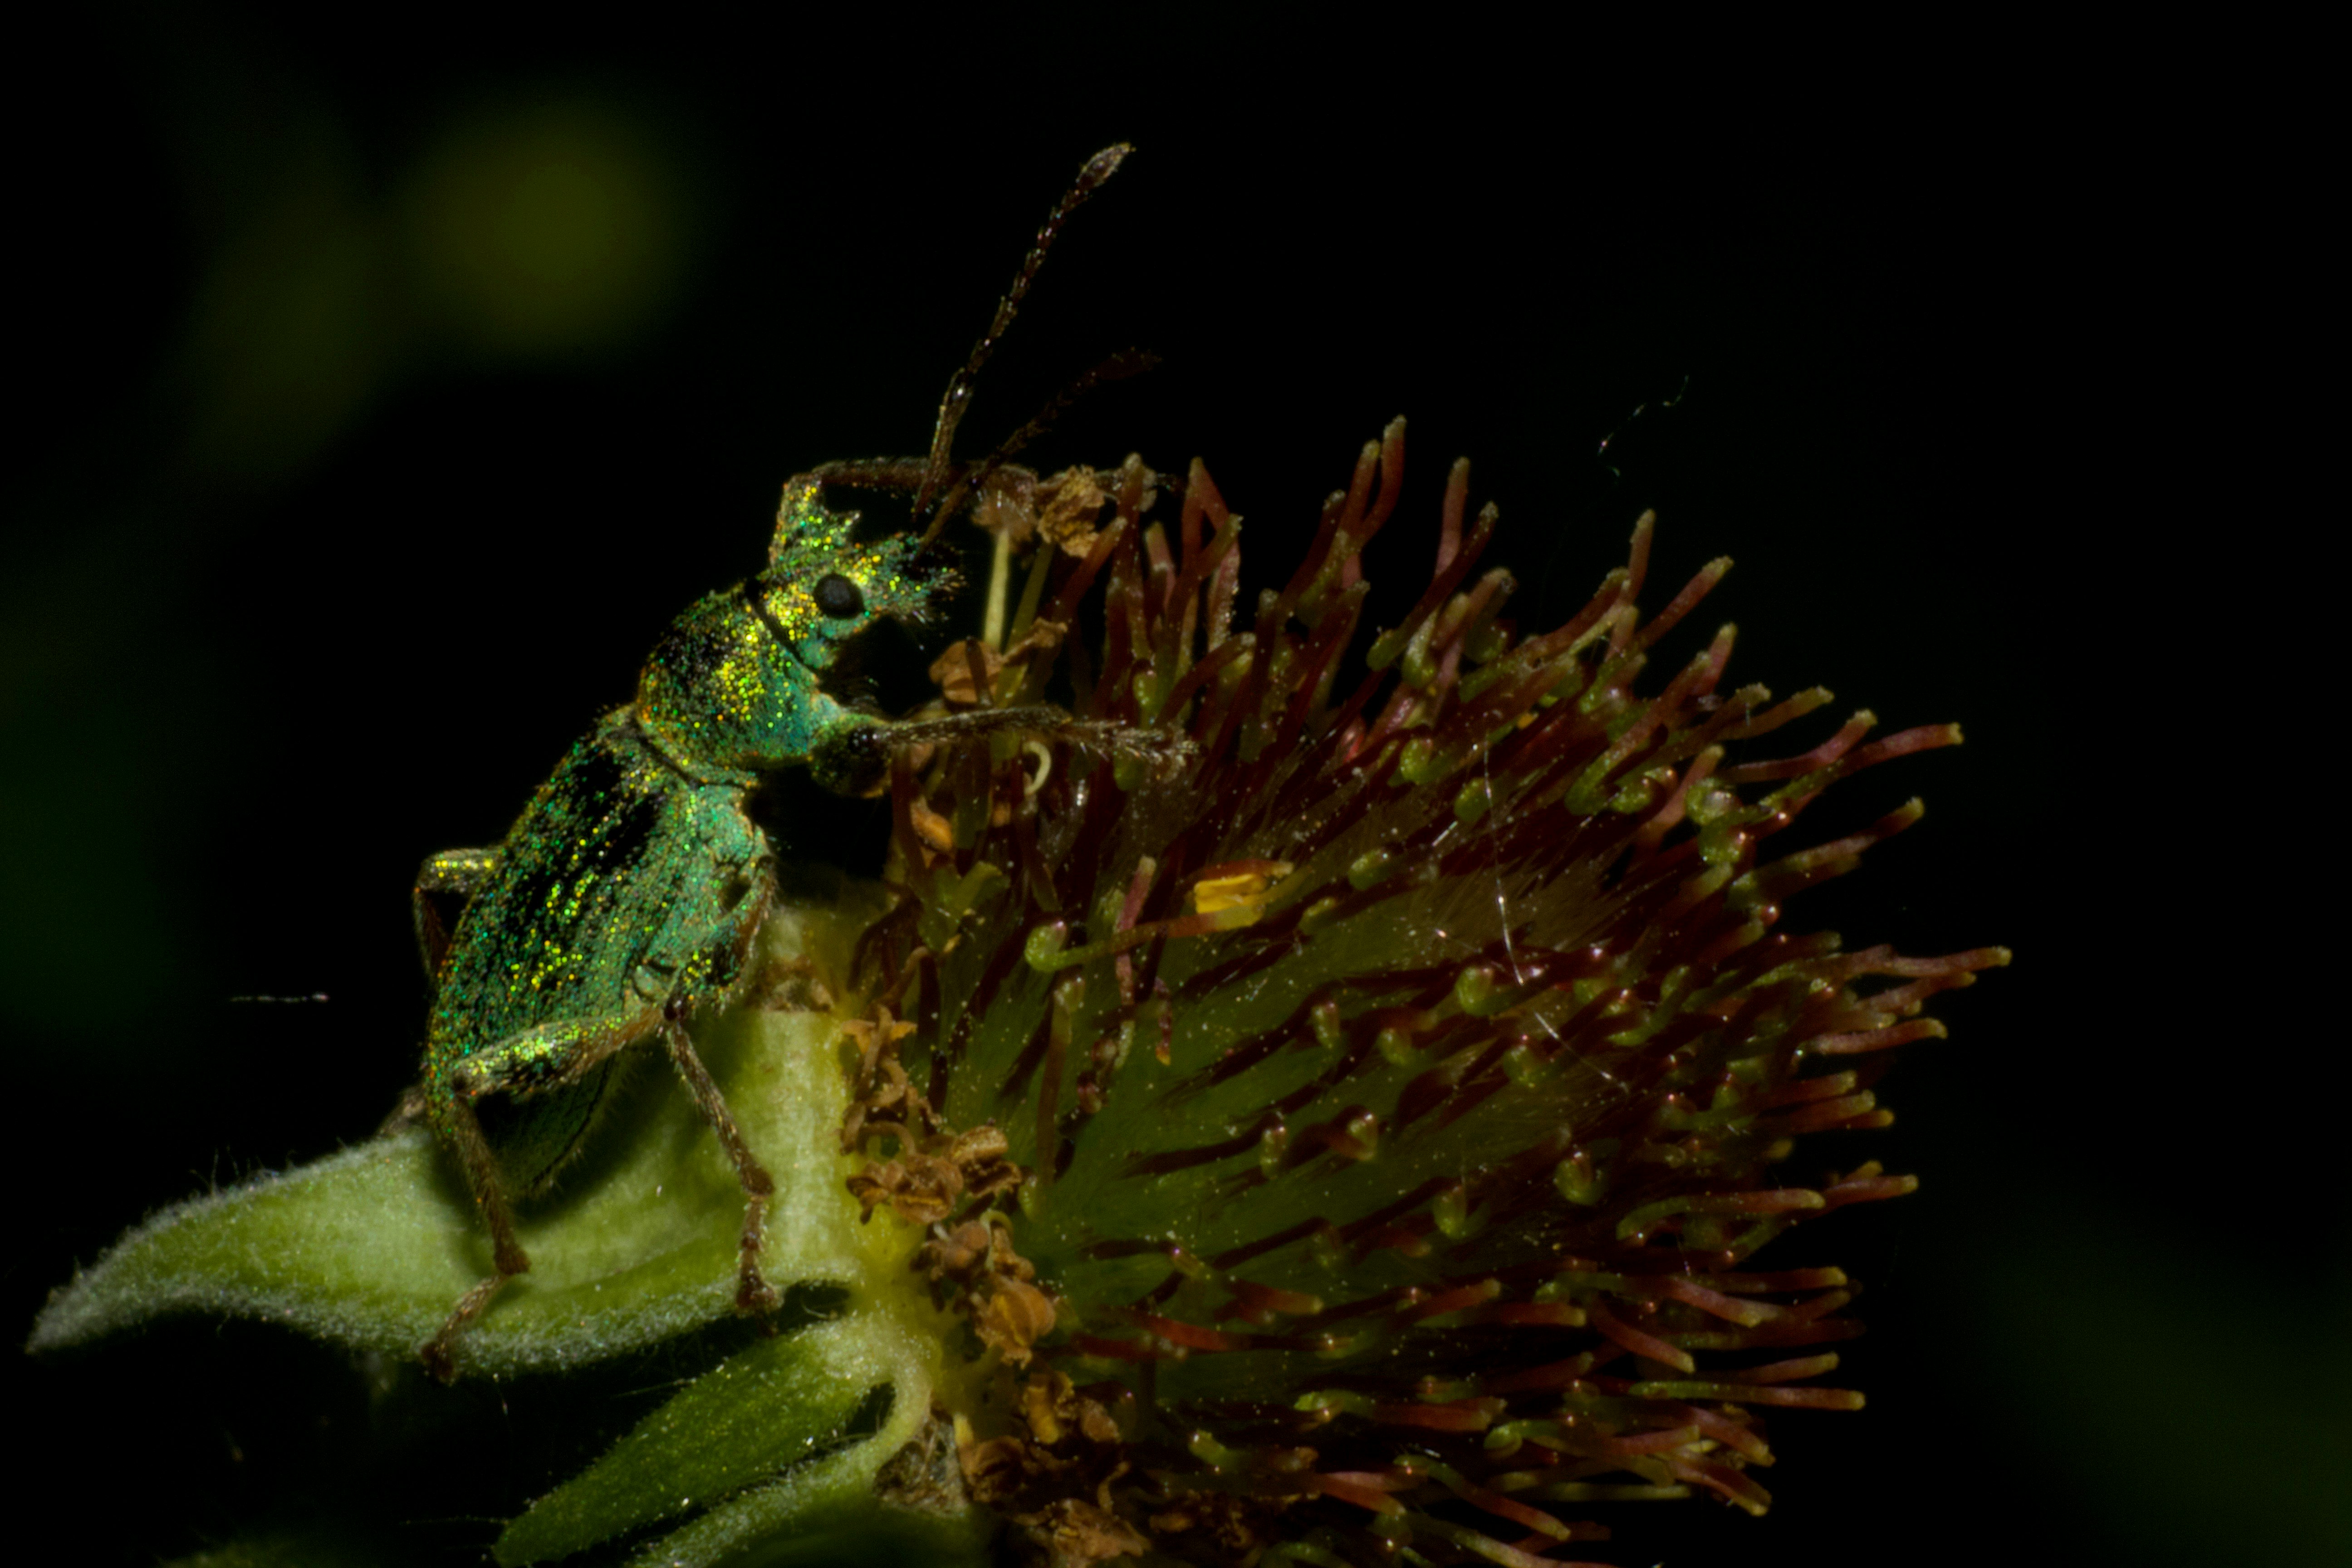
(400, 145, 1170, 1379)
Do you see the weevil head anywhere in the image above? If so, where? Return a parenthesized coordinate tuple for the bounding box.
(758, 478, 945, 652)
(633, 481, 951, 779)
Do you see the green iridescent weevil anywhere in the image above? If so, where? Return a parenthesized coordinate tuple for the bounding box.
(396, 145, 1166, 1380)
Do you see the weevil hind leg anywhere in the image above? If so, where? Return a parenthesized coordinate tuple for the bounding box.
(662, 1014, 780, 1317)
(422, 1274, 506, 1384)
(421, 1086, 532, 1382)
(412, 846, 500, 982)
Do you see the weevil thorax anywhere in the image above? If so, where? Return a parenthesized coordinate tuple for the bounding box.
(633, 480, 944, 777)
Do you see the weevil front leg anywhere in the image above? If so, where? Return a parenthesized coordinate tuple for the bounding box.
(811, 703, 1192, 795)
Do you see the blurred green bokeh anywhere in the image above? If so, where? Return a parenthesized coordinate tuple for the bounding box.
(402, 103, 691, 363)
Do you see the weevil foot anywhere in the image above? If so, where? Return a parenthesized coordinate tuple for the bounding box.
(378, 1083, 429, 1137)
(743, 953, 832, 1014)
(735, 1186, 779, 1318)
(737, 1264, 782, 1318)
(421, 1270, 511, 1382)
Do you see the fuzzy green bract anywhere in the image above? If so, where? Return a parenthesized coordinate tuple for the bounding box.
(32, 898, 994, 1567)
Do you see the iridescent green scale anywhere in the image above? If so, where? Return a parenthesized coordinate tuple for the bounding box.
(421, 715, 759, 1186)
(406, 485, 942, 1379)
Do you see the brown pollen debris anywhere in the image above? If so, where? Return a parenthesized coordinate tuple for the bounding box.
(839, 1002, 1056, 1361)
(961, 1371, 1145, 1568)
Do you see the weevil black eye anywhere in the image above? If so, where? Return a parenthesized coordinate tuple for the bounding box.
(813, 573, 865, 619)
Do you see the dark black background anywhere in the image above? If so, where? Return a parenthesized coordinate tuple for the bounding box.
(5, 9, 2337, 1565)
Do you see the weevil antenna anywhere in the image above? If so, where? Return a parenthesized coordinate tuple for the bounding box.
(922, 348, 1159, 548)
(808, 347, 1156, 527)
(911, 143, 1132, 546)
